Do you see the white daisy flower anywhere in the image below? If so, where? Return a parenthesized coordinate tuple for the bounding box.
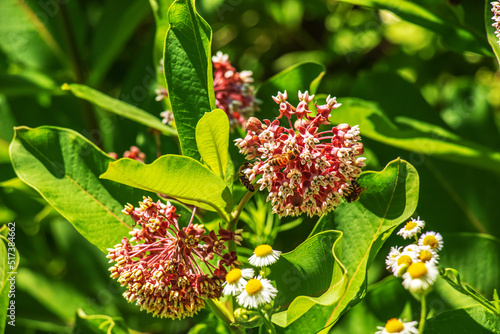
(402, 244, 420, 256)
(390, 252, 416, 277)
(222, 268, 255, 296)
(397, 217, 425, 239)
(375, 318, 418, 334)
(418, 231, 443, 251)
(385, 246, 401, 269)
(248, 244, 281, 267)
(236, 276, 278, 309)
(402, 262, 439, 294)
(416, 246, 439, 265)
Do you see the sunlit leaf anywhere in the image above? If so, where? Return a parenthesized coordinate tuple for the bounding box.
(101, 155, 232, 221)
(196, 109, 230, 180)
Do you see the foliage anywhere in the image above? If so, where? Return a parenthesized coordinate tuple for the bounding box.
(1, 0, 499, 333)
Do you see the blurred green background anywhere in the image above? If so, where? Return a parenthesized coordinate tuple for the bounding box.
(1, 0, 499, 333)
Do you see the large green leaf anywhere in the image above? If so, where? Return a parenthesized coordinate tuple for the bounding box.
(163, 0, 215, 160)
(337, 0, 491, 56)
(9, 126, 140, 252)
(424, 305, 500, 334)
(62, 83, 177, 137)
(88, 0, 151, 86)
(335, 98, 500, 174)
(270, 231, 347, 327)
(196, 109, 230, 180)
(296, 158, 419, 333)
(256, 62, 326, 121)
(486, 0, 500, 66)
(101, 155, 232, 221)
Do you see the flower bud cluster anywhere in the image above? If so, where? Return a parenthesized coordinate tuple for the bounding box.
(107, 197, 241, 319)
(492, 2, 500, 46)
(212, 51, 260, 129)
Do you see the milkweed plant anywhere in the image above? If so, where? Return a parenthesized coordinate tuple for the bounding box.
(3, 0, 500, 333)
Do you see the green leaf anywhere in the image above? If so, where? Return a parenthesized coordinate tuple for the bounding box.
(101, 155, 232, 221)
(62, 83, 177, 137)
(17, 267, 93, 322)
(439, 233, 500, 300)
(74, 309, 129, 334)
(256, 62, 326, 121)
(337, 0, 492, 56)
(424, 305, 500, 334)
(305, 158, 419, 333)
(196, 109, 230, 180)
(164, 0, 215, 160)
(88, 0, 151, 86)
(0, 0, 68, 69)
(0, 74, 59, 97)
(335, 98, 500, 174)
(9, 126, 139, 252)
(270, 231, 347, 327)
(486, 0, 500, 66)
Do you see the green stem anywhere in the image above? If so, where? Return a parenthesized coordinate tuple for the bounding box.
(260, 309, 277, 334)
(227, 190, 255, 253)
(419, 294, 427, 334)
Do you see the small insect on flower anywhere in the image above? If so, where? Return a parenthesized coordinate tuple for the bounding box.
(375, 318, 418, 334)
(239, 162, 254, 192)
(249, 244, 282, 267)
(341, 180, 366, 203)
(268, 147, 300, 167)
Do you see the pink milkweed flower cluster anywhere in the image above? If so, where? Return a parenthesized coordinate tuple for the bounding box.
(108, 146, 146, 163)
(212, 51, 260, 129)
(492, 2, 500, 46)
(235, 91, 365, 217)
(107, 197, 241, 319)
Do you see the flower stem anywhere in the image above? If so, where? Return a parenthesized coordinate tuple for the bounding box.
(260, 309, 277, 334)
(228, 190, 255, 252)
(419, 293, 427, 334)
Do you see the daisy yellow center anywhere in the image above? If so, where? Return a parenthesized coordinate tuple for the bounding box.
(423, 235, 438, 248)
(407, 262, 427, 279)
(254, 244, 273, 257)
(397, 255, 412, 266)
(246, 279, 263, 296)
(385, 318, 404, 333)
(419, 250, 433, 262)
(226, 268, 242, 284)
(405, 222, 417, 230)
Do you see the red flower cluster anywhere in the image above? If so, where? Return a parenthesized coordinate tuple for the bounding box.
(108, 146, 146, 163)
(107, 197, 240, 319)
(235, 91, 365, 217)
(212, 51, 260, 129)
